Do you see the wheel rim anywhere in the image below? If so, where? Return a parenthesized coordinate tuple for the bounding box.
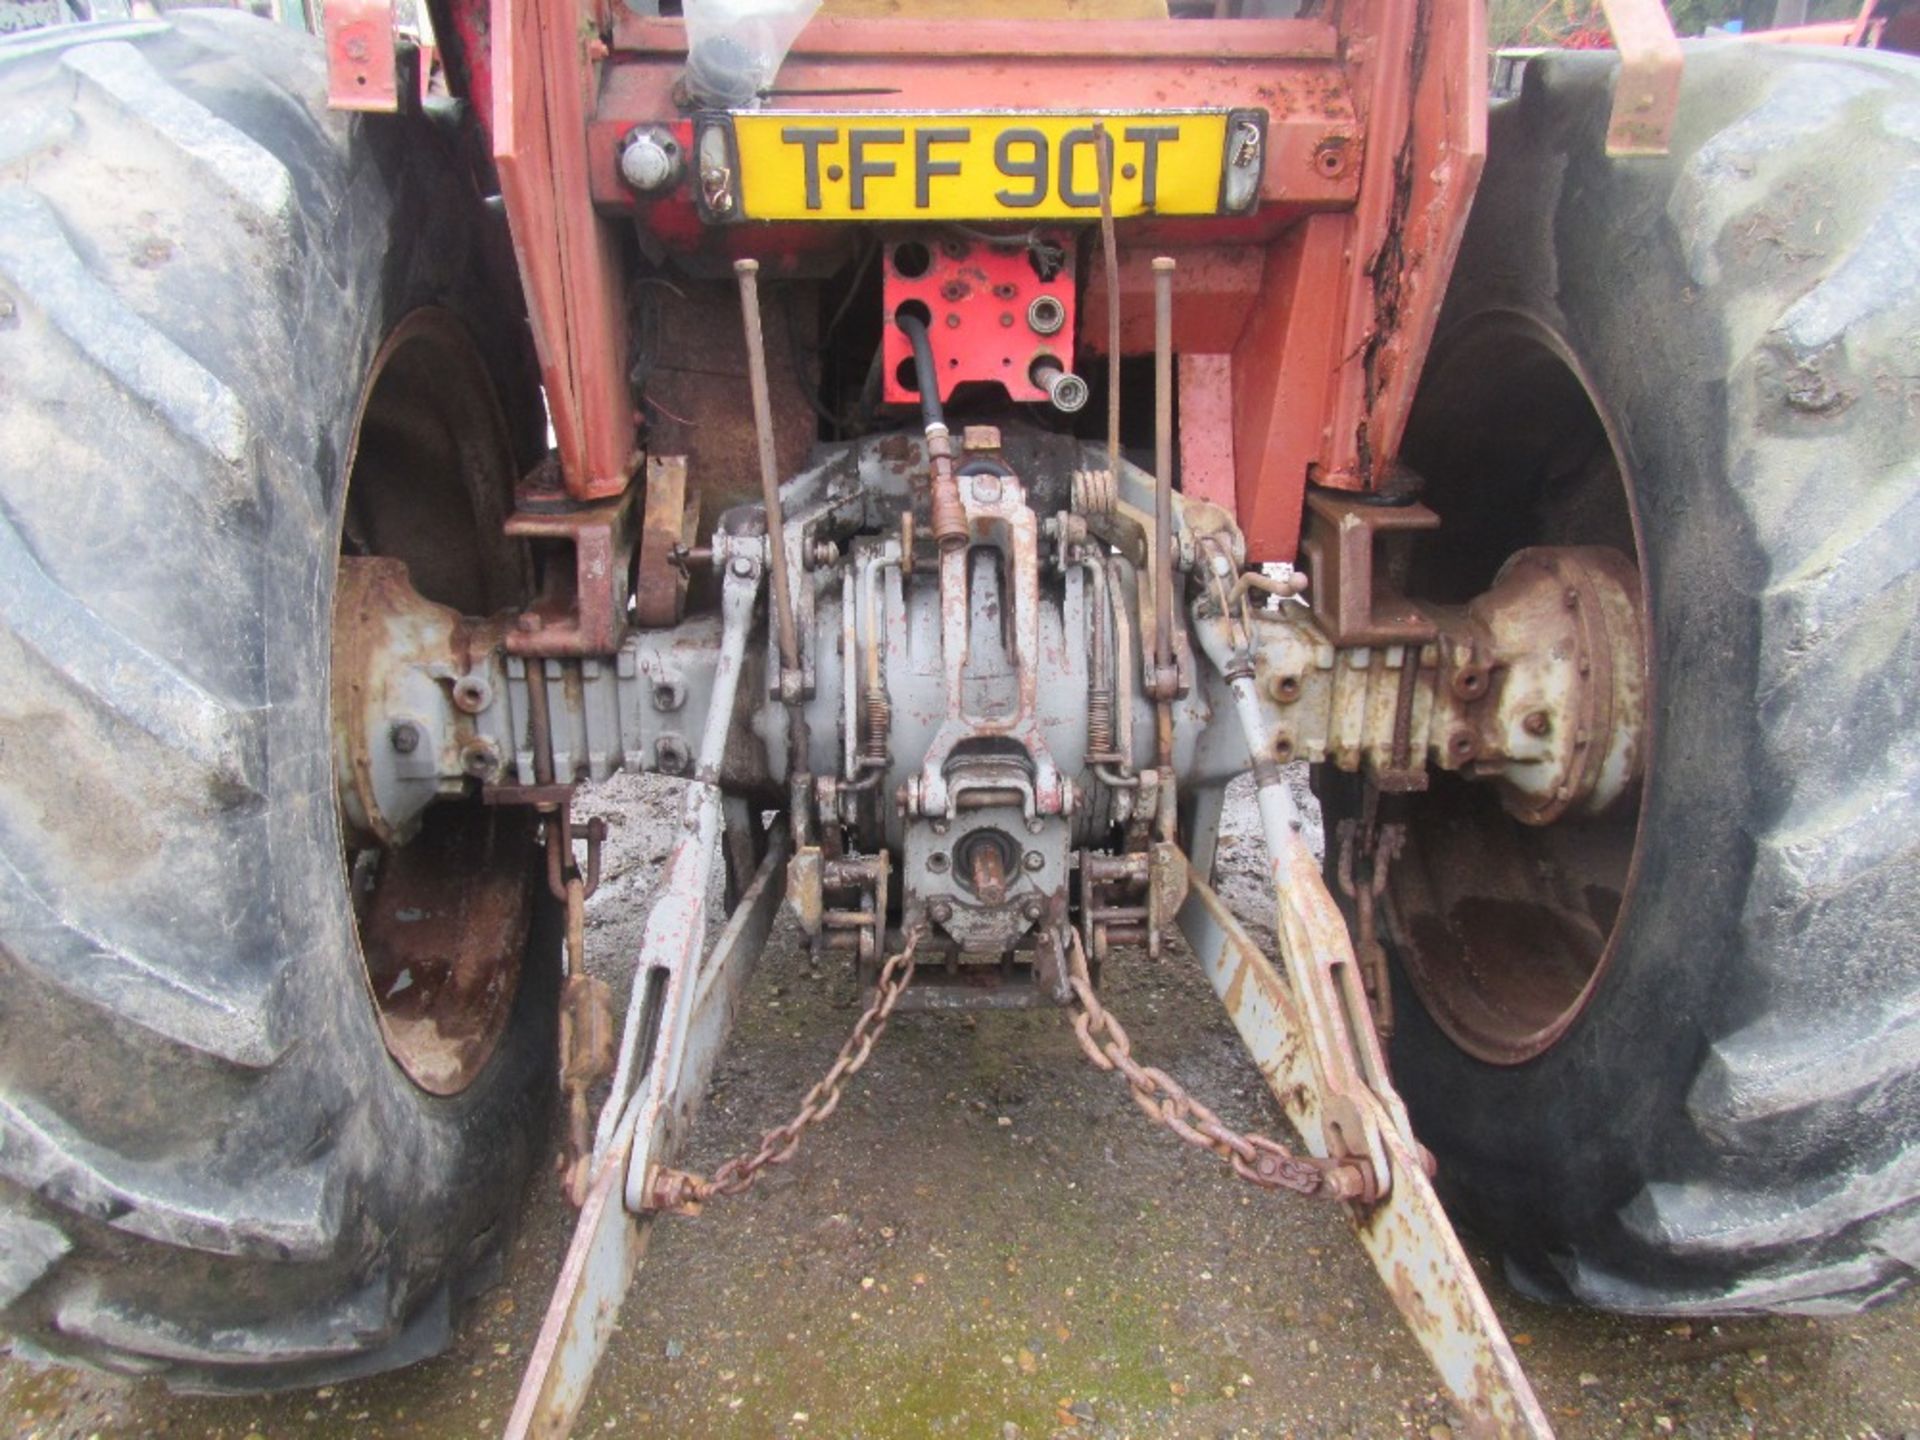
(1389, 313, 1652, 1065)
(335, 310, 536, 1096)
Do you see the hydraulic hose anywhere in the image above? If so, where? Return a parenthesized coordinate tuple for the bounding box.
(894, 310, 946, 433)
(895, 310, 966, 550)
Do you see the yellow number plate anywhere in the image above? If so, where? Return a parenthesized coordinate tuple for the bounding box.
(730, 112, 1234, 222)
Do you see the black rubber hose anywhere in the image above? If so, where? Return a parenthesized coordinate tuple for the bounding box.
(894, 311, 946, 432)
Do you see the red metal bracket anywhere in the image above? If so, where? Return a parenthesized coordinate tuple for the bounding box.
(881, 233, 1075, 407)
(324, 0, 399, 112)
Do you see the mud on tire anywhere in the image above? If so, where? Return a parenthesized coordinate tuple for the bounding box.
(0, 14, 557, 1387)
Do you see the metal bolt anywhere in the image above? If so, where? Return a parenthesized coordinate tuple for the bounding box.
(731, 554, 756, 578)
(928, 852, 950, 873)
(972, 474, 1003, 504)
(1023, 850, 1045, 873)
(1025, 816, 1045, 835)
(652, 679, 686, 713)
(453, 676, 491, 714)
(460, 737, 501, 780)
(1323, 1161, 1373, 1203)
(1026, 294, 1066, 335)
(388, 720, 421, 755)
(1021, 897, 1046, 921)
(928, 900, 954, 925)
(1523, 710, 1553, 737)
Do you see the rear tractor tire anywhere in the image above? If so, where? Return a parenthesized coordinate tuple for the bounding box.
(1334, 41, 1920, 1315)
(0, 14, 558, 1387)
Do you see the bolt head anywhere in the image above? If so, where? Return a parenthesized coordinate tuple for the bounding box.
(928, 900, 954, 924)
(619, 131, 679, 192)
(388, 720, 421, 755)
(460, 738, 501, 779)
(730, 554, 756, 578)
(971, 474, 1003, 504)
(1023, 850, 1045, 873)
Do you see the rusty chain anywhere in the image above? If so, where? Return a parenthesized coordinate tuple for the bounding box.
(1061, 927, 1342, 1199)
(650, 925, 925, 1213)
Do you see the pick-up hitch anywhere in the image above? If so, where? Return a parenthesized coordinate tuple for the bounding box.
(502, 531, 1553, 1440)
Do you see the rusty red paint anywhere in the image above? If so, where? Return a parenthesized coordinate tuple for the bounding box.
(492, 0, 637, 503)
(459, 0, 1487, 562)
(1319, 0, 1488, 495)
(1176, 354, 1236, 517)
(588, 21, 1359, 228)
(503, 473, 641, 657)
(1229, 215, 1344, 561)
(882, 235, 1074, 407)
(324, 0, 399, 112)
(1080, 246, 1264, 357)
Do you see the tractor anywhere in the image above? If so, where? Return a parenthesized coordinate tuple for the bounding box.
(0, 0, 1914, 1435)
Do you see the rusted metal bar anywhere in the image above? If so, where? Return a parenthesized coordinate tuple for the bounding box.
(1177, 874, 1554, 1440)
(733, 260, 801, 684)
(1151, 256, 1176, 685)
(1598, 0, 1684, 156)
(505, 830, 789, 1440)
(590, 551, 760, 1162)
(1094, 121, 1121, 476)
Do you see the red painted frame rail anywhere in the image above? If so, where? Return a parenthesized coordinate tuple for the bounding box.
(440, 0, 1488, 557)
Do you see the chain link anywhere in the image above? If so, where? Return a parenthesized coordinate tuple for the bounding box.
(651, 925, 925, 1212)
(1061, 927, 1333, 1198)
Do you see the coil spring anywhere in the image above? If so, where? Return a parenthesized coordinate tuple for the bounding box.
(862, 687, 891, 765)
(1087, 686, 1115, 759)
(1072, 467, 1116, 518)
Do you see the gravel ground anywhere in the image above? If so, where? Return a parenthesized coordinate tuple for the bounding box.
(3, 773, 1916, 1440)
